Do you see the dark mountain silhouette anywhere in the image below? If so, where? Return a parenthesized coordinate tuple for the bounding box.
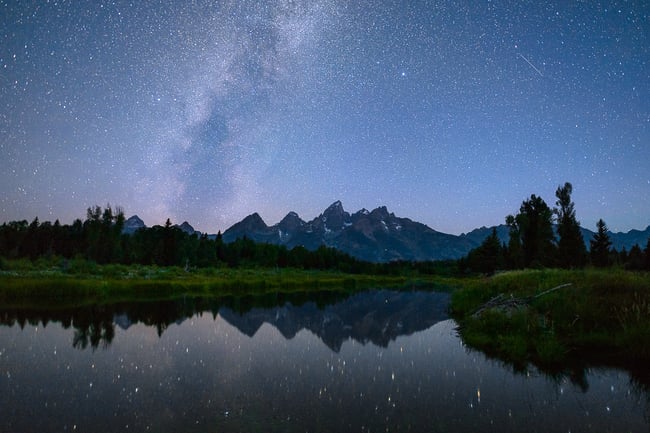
(122, 215, 145, 234)
(122, 216, 201, 237)
(608, 226, 650, 252)
(458, 225, 511, 246)
(123, 203, 650, 262)
(176, 221, 200, 236)
(222, 201, 477, 262)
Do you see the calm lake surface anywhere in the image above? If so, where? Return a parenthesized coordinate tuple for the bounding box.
(1, 289, 648, 432)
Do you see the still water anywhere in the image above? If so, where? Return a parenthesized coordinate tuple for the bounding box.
(1, 290, 648, 432)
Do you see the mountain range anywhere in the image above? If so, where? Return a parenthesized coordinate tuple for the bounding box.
(123, 201, 650, 263)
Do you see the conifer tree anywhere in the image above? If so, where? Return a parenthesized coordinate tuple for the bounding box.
(508, 195, 555, 267)
(554, 182, 587, 268)
(590, 219, 612, 267)
(626, 244, 645, 270)
(505, 214, 523, 269)
(465, 227, 503, 275)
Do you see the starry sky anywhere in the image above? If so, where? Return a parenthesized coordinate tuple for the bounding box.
(1, 0, 648, 235)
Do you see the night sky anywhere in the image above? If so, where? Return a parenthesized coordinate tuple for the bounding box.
(1, 0, 648, 235)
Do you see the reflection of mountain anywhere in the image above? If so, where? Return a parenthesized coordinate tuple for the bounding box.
(219, 290, 450, 352)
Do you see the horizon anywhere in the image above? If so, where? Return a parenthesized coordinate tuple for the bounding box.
(2, 1, 648, 236)
(3, 198, 648, 238)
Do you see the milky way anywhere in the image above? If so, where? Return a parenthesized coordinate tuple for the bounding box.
(1, 0, 648, 234)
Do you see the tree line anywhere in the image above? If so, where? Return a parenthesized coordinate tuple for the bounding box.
(0, 205, 398, 274)
(2, 185, 649, 276)
(460, 182, 650, 274)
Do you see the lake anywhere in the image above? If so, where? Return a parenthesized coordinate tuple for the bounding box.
(1, 289, 648, 432)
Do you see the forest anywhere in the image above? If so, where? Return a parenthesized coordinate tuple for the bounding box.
(1, 183, 649, 275)
(0, 204, 452, 276)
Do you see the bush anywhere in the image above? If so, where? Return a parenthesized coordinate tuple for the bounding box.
(67, 257, 98, 275)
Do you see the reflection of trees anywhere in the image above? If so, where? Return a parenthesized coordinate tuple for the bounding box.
(0, 300, 207, 350)
(70, 306, 116, 350)
(73, 319, 115, 350)
(462, 344, 595, 392)
(461, 342, 650, 394)
(3, 290, 650, 394)
(1, 305, 117, 350)
(0, 291, 346, 350)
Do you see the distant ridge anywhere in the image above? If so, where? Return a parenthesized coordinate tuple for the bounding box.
(121, 215, 201, 237)
(122, 215, 145, 234)
(123, 204, 650, 263)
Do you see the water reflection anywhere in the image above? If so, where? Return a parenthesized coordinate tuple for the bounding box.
(219, 290, 450, 352)
(0, 290, 450, 352)
(1, 290, 649, 432)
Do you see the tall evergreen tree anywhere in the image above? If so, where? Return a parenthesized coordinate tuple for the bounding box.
(162, 218, 177, 266)
(465, 227, 503, 275)
(554, 182, 586, 268)
(626, 244, 645, 270)
(590, 219, 612, 267)
(215, 231, 225, 263)
(505, 214, 523, 269)
(508, 195, 556, 267)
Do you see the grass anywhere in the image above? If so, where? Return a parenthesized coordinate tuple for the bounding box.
(450, 268, 650, 370)
(5, 258, 649, 375)
(0, 258, 445, 308)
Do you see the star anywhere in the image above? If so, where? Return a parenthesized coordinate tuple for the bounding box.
(0, 0, 647, 235)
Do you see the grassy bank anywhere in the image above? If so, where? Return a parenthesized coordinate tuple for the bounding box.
(8, 258, 650, 370)
(450, 268, 650, 369)
(0, 258, 441, 308)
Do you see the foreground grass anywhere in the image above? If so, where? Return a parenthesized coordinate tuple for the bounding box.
(0, 258, 442, 308)
(450, 268, 650, 370)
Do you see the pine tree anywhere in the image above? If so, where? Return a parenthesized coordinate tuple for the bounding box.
(590, 219, 612, 267)
(509, 195, 556, 267)
(162, 218, 177, 266)
(215, 231, 225, 263)
(554, 182, 587, 268)
(465, 227, 503, 275)
(626, 244, 645, 270)
(505, 214, 523, 269)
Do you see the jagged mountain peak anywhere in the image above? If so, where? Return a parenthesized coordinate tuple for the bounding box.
(369, 206, 391, 220)
(243, 212, 266, 227)
(228, 213, 267, 232)
(281, 211, 303, 221)
(322, 200, 346, 218)
(222, 212, 271, 243)
(320, 200, 350, 229)
(325, 200, 343, 211)
(177, 221, 197, 235)
(126, 214, 144, 224)
(122, 215, 146, 234)
(279, 211, 305, 231)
